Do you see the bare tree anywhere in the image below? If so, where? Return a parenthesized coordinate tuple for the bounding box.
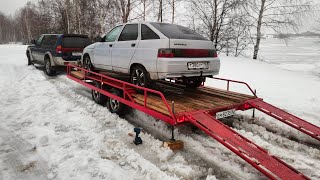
(244, 0, 311, 59)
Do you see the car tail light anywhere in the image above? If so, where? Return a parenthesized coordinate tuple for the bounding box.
(56, 45, 62, 53)
(158, 49, 218, 58)
(158, 49, 174, 58)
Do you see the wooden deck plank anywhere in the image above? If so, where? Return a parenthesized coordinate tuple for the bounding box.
(71, 71, 85, 80)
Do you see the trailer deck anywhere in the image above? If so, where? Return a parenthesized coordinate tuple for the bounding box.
(67, 64, 319, 180)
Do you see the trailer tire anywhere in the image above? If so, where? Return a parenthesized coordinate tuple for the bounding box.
(92, 81, 107, 105)
(106, 88, 129, 116)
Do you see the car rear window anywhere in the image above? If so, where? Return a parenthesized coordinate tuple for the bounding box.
(62, 36, 91, 48)
(150, 23, 208, 40)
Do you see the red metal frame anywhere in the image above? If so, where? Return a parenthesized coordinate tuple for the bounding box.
(208, 77, 257, 97)
(66, 64, 320, 180)
(67, 64, 176, 125)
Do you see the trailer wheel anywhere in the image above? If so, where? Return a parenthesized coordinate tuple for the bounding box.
(92, 81, 107, 105)
(106, 88, 129, 116)
(44, 57, 56, 76)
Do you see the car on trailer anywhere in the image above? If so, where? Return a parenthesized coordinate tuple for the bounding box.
(82, 22, 220, 88)
(26, 34, 91, 76)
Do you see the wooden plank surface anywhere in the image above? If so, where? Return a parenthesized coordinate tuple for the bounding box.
(71, 71, 85, 80)
(133, 87, 254, 115)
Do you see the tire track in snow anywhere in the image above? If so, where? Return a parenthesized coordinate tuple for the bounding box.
(227, 115, 320, 179)
(46, 75, 236, 179)
(0, 128, 48, 180)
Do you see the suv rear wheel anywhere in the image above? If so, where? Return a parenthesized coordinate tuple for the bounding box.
(44, 57, 56, 76)
(27, 52, 32, 66)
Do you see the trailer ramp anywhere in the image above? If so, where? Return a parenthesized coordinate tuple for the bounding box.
(249, 101, 320, 141)
(188, 112, 309, 180)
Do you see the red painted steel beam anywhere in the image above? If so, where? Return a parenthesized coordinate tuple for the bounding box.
(249, 101, 320, 141)
(187, 112, 309, 180)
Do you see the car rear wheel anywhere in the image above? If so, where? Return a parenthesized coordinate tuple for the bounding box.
(184, 77, 203, 88)
(106, 88, 129, 116)
(44, 57, 56, 76)
(130, 65, 150, 88)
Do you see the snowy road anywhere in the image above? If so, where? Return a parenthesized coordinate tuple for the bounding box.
(0, 44, 319, 180)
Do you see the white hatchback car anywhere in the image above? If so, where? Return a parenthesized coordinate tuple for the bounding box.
(82, 22, 220, 88)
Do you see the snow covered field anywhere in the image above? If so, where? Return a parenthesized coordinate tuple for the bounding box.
(0, 44, 319, 180)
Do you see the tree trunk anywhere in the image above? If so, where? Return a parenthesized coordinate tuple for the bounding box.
(253, 0, 266, 60)
(172, 0, 175, 23)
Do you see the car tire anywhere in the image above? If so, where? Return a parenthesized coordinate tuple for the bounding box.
(44, 57, 56, 76)
(27, 52, 32, 66)
(185, 78, 202, 88)
(83, 55, 94, 72)
(130, 65, 151, 88)
(92, 81, 107, 105)
(106, 88, 129, 116)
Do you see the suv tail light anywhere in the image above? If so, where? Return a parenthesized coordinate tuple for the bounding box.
(158, 49, 218, 58)
(56, 45, 62, 53)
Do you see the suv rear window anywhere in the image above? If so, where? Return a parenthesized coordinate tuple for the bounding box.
(150, 23, 207, 40)
(62, 36, 91, 48)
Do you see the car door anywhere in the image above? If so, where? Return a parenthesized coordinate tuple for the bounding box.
(111, 24, 139, 73)
(32, 35, 44, 61)
(38, 35, 50, 62)
(93, 25, 123, 70)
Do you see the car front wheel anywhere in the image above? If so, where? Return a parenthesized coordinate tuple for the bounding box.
(83, 55, 94, 72)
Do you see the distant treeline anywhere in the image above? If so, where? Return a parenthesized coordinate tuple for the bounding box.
(0, 0, 314, 59)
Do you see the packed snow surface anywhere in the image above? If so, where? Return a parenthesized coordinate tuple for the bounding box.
(0, 44, 319, 180)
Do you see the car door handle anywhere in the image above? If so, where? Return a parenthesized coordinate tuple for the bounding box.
(131, 43, 136, 47)
(109, 44, 113, 47)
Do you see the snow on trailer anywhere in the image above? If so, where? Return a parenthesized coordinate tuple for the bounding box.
(66, 63, 319, 180)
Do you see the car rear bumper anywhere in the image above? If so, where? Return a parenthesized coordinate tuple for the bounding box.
(53, 57, 80, 66)
(156, 57, 220, 79)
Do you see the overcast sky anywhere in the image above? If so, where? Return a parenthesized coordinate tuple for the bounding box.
(0, 0, 32, 16)
(0, 0, 319, 32)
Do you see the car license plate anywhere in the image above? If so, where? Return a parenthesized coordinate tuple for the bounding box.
(216, 109, 236, 119)
(187, 62, 208, 70)
(72, 52, 82, 56)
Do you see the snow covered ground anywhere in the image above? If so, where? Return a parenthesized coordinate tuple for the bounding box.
(0, 44, 319, 180)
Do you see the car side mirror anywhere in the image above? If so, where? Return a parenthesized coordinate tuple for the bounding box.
(94, 36, 103, 42)
(31, 39, 36, 45)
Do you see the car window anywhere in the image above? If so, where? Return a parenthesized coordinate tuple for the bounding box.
(36, 35, 44, 45)
(118, 24, 138, 41)
(141, 24, 159, 40)
(62, 36, 91, 48)
(105, 26, 123, 42)
(150, 23, 208, 40)
(42, 35, 58, 47)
